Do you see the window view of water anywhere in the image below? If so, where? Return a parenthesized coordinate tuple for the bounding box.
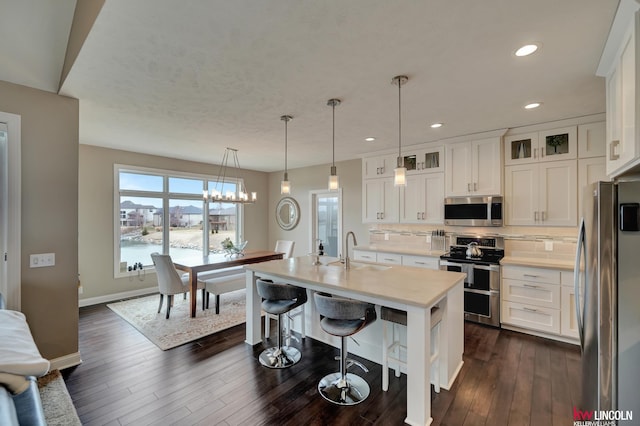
(120, 240, 201, 269)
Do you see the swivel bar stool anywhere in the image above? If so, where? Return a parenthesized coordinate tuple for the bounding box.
(314, 293, 377, 405)
(256, 279, 308, 369)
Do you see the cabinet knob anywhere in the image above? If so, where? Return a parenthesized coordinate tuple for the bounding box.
(533, 148, 537, 159)
(467, 183, 471, 192)
(534, 211, 539, 221)
(421, 212, 425, 220)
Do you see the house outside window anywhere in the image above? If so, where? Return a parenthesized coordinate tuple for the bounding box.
(115, 166, 243, 277)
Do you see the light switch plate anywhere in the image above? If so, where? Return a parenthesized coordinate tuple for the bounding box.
(30, 253, 55, 268)
(384, 233, 389, 241)
(544, 241, 553, 251)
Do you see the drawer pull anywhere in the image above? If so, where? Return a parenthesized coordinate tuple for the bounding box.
(415, 261, 426, 265)
(523, 307, 538, 312)
(523, 284, 539, 289)
(523, 274, 540, 278)
(383, 258, 396, 262)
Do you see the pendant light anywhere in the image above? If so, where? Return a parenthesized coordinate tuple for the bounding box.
(327, 98, 341, 191)
(280, 115, 293, 195)
(392, 75, 408, 187)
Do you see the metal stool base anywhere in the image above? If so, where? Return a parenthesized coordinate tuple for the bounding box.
(259, 346, 301, 369)
(318, 372, 370, 405)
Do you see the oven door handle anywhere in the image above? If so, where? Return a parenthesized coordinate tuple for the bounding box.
(464, 288, 499, 296)
(471, 264, 500, 272)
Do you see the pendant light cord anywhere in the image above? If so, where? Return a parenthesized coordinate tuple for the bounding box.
(284, 118, 288, 174)
(332, 102, 336, 167)
(398, 79, 402, 160)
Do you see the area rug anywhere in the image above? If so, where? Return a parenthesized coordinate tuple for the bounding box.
(107, 289, 250, 350)
(38, 370, 82, 426)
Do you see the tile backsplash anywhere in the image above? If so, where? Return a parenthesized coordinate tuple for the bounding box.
(366, 224, 577, 259)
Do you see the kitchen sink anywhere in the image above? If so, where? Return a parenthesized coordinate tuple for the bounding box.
(324, 260, 391, 271)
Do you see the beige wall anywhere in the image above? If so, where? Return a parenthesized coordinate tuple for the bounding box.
(267, 159, 368, 257)
(0, 80, 79, 360)
(78, 145, 270, 300)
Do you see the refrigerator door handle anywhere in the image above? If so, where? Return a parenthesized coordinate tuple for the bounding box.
(574, 217, 586, 348)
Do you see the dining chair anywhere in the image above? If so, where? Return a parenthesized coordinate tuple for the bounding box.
(150, 253, 206, 319)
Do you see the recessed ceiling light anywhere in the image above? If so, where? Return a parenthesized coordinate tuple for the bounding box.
(430, 123, 443, 129)
(515, 44, 539, 57)
(365, 137, 376, 142)
(524, 102, 541, 109)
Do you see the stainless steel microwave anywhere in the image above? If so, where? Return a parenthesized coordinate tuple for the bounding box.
(444, 196, 503, 226)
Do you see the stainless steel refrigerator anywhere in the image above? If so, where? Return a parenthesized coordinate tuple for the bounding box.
(575, 179, 640, 415)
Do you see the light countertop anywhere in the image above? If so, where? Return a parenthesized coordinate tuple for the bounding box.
(354, 245, 446, 258)
(244, 256, 465, 309)
(500, 256, 574, 270)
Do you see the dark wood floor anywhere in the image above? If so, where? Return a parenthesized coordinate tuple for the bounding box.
(63, 304, 581, 426)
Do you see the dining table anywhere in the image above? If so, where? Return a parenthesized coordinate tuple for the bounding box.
(173, 249, 284, 317)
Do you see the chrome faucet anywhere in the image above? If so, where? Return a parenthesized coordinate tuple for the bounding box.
(344, 231, 358, 269)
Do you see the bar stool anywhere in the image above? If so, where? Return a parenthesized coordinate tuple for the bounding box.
(381, 304, 443, 392)
(256, 279, 308, 369)
(314, 293, 377, 405)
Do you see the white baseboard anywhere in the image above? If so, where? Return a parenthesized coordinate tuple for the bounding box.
(49, 352, 82, 371)
(79, 287, 158, 307)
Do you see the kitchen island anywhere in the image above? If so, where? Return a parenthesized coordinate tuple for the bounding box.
(244, 256, 465, 426)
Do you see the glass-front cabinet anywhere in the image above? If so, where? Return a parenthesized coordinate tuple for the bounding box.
(403, 144, 444, 174)
(504, 126, 577, 166)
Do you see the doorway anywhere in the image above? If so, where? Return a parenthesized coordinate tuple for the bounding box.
(0, 112, 21, 310)
(310, 190, 342, 257)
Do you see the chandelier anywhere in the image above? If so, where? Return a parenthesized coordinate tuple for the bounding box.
(203, 147, 256, 204)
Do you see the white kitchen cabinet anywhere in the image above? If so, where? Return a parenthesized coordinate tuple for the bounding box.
(561, 286, 580, 339)
(352, 250, 402, 266)
(504, 159, 577, 226)
(353, 250, 376, 263)
(599, 4, 640, 177)
(502, 300, 561, 335)
(578, 122, 606, 158)
(362, 178, 399, 223)
(578, 157, 607, 211)
(504, 126, 577, 166)
(400, 173, 444, 224)
(402, 255, 439, 270)
(445, 137, 501, 196)
(363, 153, 398, 179)
(403, 144, 444, 175)
(501, 265, 562, 335)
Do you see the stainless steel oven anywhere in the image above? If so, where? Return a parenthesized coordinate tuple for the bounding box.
(439, 236, 504, 327)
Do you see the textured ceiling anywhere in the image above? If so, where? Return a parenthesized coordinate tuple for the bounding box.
(2, 1, 620, 172)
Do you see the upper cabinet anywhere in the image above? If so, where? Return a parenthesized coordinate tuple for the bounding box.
(400, 173, 444, 224)
(577, 122, 606, 159)
(445, 137, 502, 196)
(597, 2, 640, 177)
(362, 177, 398, 223)
(402, 144, 444, 175)
(362, 153, 398, 179)
(504, 126, 577, 166)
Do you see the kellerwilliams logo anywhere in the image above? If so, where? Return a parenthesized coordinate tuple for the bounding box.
(573, 406, 634, 425)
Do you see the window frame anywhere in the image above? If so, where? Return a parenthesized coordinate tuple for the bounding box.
(113, 164, 245, 279)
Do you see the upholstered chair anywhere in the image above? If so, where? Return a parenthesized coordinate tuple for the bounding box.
(150, 253, 205, 319)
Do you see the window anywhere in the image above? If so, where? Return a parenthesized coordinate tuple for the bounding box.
(115, 165, 244, 277)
